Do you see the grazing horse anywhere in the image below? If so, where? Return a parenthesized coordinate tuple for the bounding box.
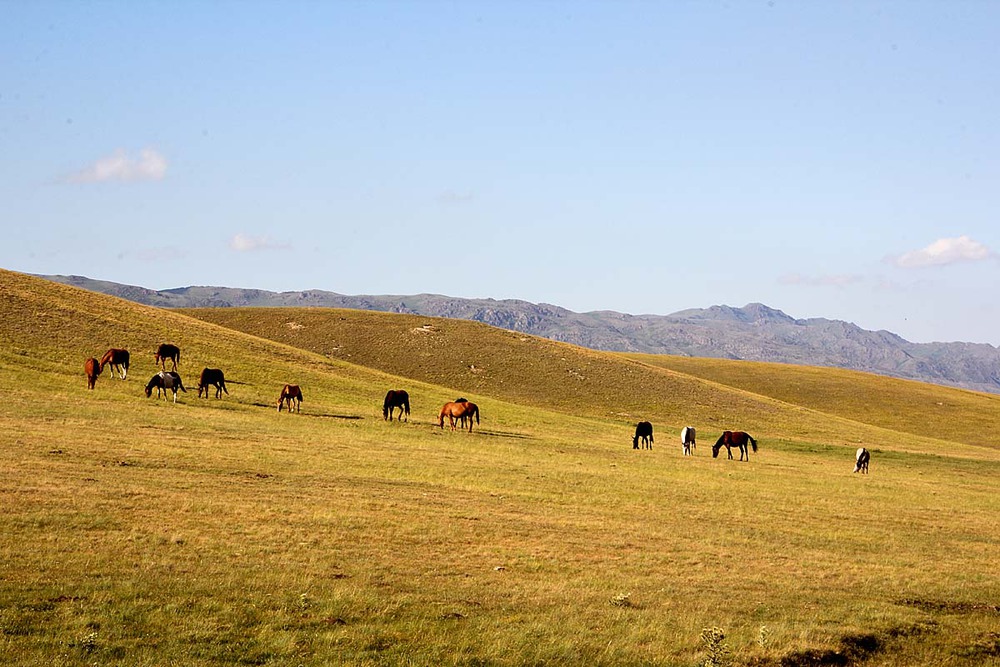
(278, 384, 303, 413)
(145, 371, 187, 403)
(712, 431, 758, 461)
(439, 401, 479, 432)
(197, 368, 229, 399)
(681, 426, 697, 456)
(633, 421, 654, 449)
(155, 343, 181, 370)
(99, 348, 130, 380)
(84, 357, 101, 390)
(383, 390, 410, 422)
(854, 447, 870, 474)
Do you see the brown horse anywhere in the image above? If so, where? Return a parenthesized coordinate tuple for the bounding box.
(99, 348, 130, 380)
(155, 343, 180, 370)
(712, 431, 758, 461)
(278, 384, 303, 413)
(197, 368, 229, 399)
(439, 401, 479, 432)
(84, 357, 101, 389)
(383, 389, 410, 422)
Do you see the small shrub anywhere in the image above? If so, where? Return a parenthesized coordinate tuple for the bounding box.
(699, 626, 730, 667)
(758, 624, 771, 649)
(609, 593, 633, 608)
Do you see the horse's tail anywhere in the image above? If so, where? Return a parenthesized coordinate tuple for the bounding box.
(404, 397, 410, 415)
(474, 405, 480, 424)
(749, 435, 757, 452)
(438, 408, 445, 428)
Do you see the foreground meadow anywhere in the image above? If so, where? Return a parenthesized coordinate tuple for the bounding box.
(1, 270, 998, 666)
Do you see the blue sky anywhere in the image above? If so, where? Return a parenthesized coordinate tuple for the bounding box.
(3, 1, 998, 344)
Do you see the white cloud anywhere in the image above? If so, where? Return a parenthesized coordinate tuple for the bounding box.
(69, 148, 168, 183)
(778, 273, 864, 288)
(229, 233, 291, 252)
(891, 235, 993, 269)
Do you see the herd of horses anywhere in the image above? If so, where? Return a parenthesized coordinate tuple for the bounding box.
(83, 346, 871, 471)
(631, 422, 761, 460)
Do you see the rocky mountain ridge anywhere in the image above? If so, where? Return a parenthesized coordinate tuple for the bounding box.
(40, 274, 1000, 394)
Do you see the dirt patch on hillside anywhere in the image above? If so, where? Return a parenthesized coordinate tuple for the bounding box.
(747, 623, 935, 667)
(897, 597, 1000, 615)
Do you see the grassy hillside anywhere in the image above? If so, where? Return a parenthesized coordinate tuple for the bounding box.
(2, 269, 999, 666)
(623, 354, 1000, 452)
(182, 306, 1000, 457)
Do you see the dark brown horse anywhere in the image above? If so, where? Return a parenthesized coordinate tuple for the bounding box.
(383, 390, 410, 422)
(633, 421, 654, 449)
(278, 384, 303, 413)
(197, 368, 229, 399)
(712, 431, 758, 461)
(84, 357, 101, 390)
(439, 401, 479, 432)
(155, 343, 180, 370)
(99, 348, 130, 380)
(145, 371, 187, 403)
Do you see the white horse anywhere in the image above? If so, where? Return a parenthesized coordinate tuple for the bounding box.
(854, 447, 870, 474)
(681, 426, 697, 456)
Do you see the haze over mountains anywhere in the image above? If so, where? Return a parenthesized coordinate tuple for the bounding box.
(40, 273, 1000, 394)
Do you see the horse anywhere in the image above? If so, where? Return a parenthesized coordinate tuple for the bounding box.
(84, 357, 101, 390)
(681, 426, 697, 456)
(712, 431, 758, 461)
(633, 421, 654, 449)
(99, 348, 130, 380)
(197, 368, 229, 399)
(854, 447, 870, 474)
(383, 390, 410, 422)
(453, 397, 469, 428)
(278, 384, 303, 413)
(145, 371, 187, 403)
(439, 401, 479, 432)
(155, 343, 181, 370)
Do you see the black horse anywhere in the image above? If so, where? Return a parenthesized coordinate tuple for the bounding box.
(633, 421, 654, 449)
(712, 431, 758, 461)
(145, 371, 187, 403)
(198, 368, 229, 399)
(383, 389, 410, 422)
(155, 343, 181, 370)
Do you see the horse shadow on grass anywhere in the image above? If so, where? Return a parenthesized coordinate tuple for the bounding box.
(250, 402, 363, 420)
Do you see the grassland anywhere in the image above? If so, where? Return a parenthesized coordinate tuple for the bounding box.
(1, 268, 998, 666)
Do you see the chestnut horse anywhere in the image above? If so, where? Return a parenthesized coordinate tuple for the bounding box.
(633, 421, 654, 449)
(145, 371, 187, 403)
(278, 384, 303, 413)
(155, 343, 180, 370)
(100, 348, 130, 380)
(84, 357, 101, 390)
(383, 390, 410, 422)
(439, 401, 479, 432)
(197, 368, 229, 399)
(712, 431, 758, 461)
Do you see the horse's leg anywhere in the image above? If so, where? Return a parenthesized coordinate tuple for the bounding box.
(727, 446, 733, 460)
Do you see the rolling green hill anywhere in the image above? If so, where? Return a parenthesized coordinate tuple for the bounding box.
(2, 268, 999, 667)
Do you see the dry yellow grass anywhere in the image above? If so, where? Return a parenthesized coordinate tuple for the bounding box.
(1, 269, 998, 666)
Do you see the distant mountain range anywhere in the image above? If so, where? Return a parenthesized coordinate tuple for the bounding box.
(40, 274, 1000, 394)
